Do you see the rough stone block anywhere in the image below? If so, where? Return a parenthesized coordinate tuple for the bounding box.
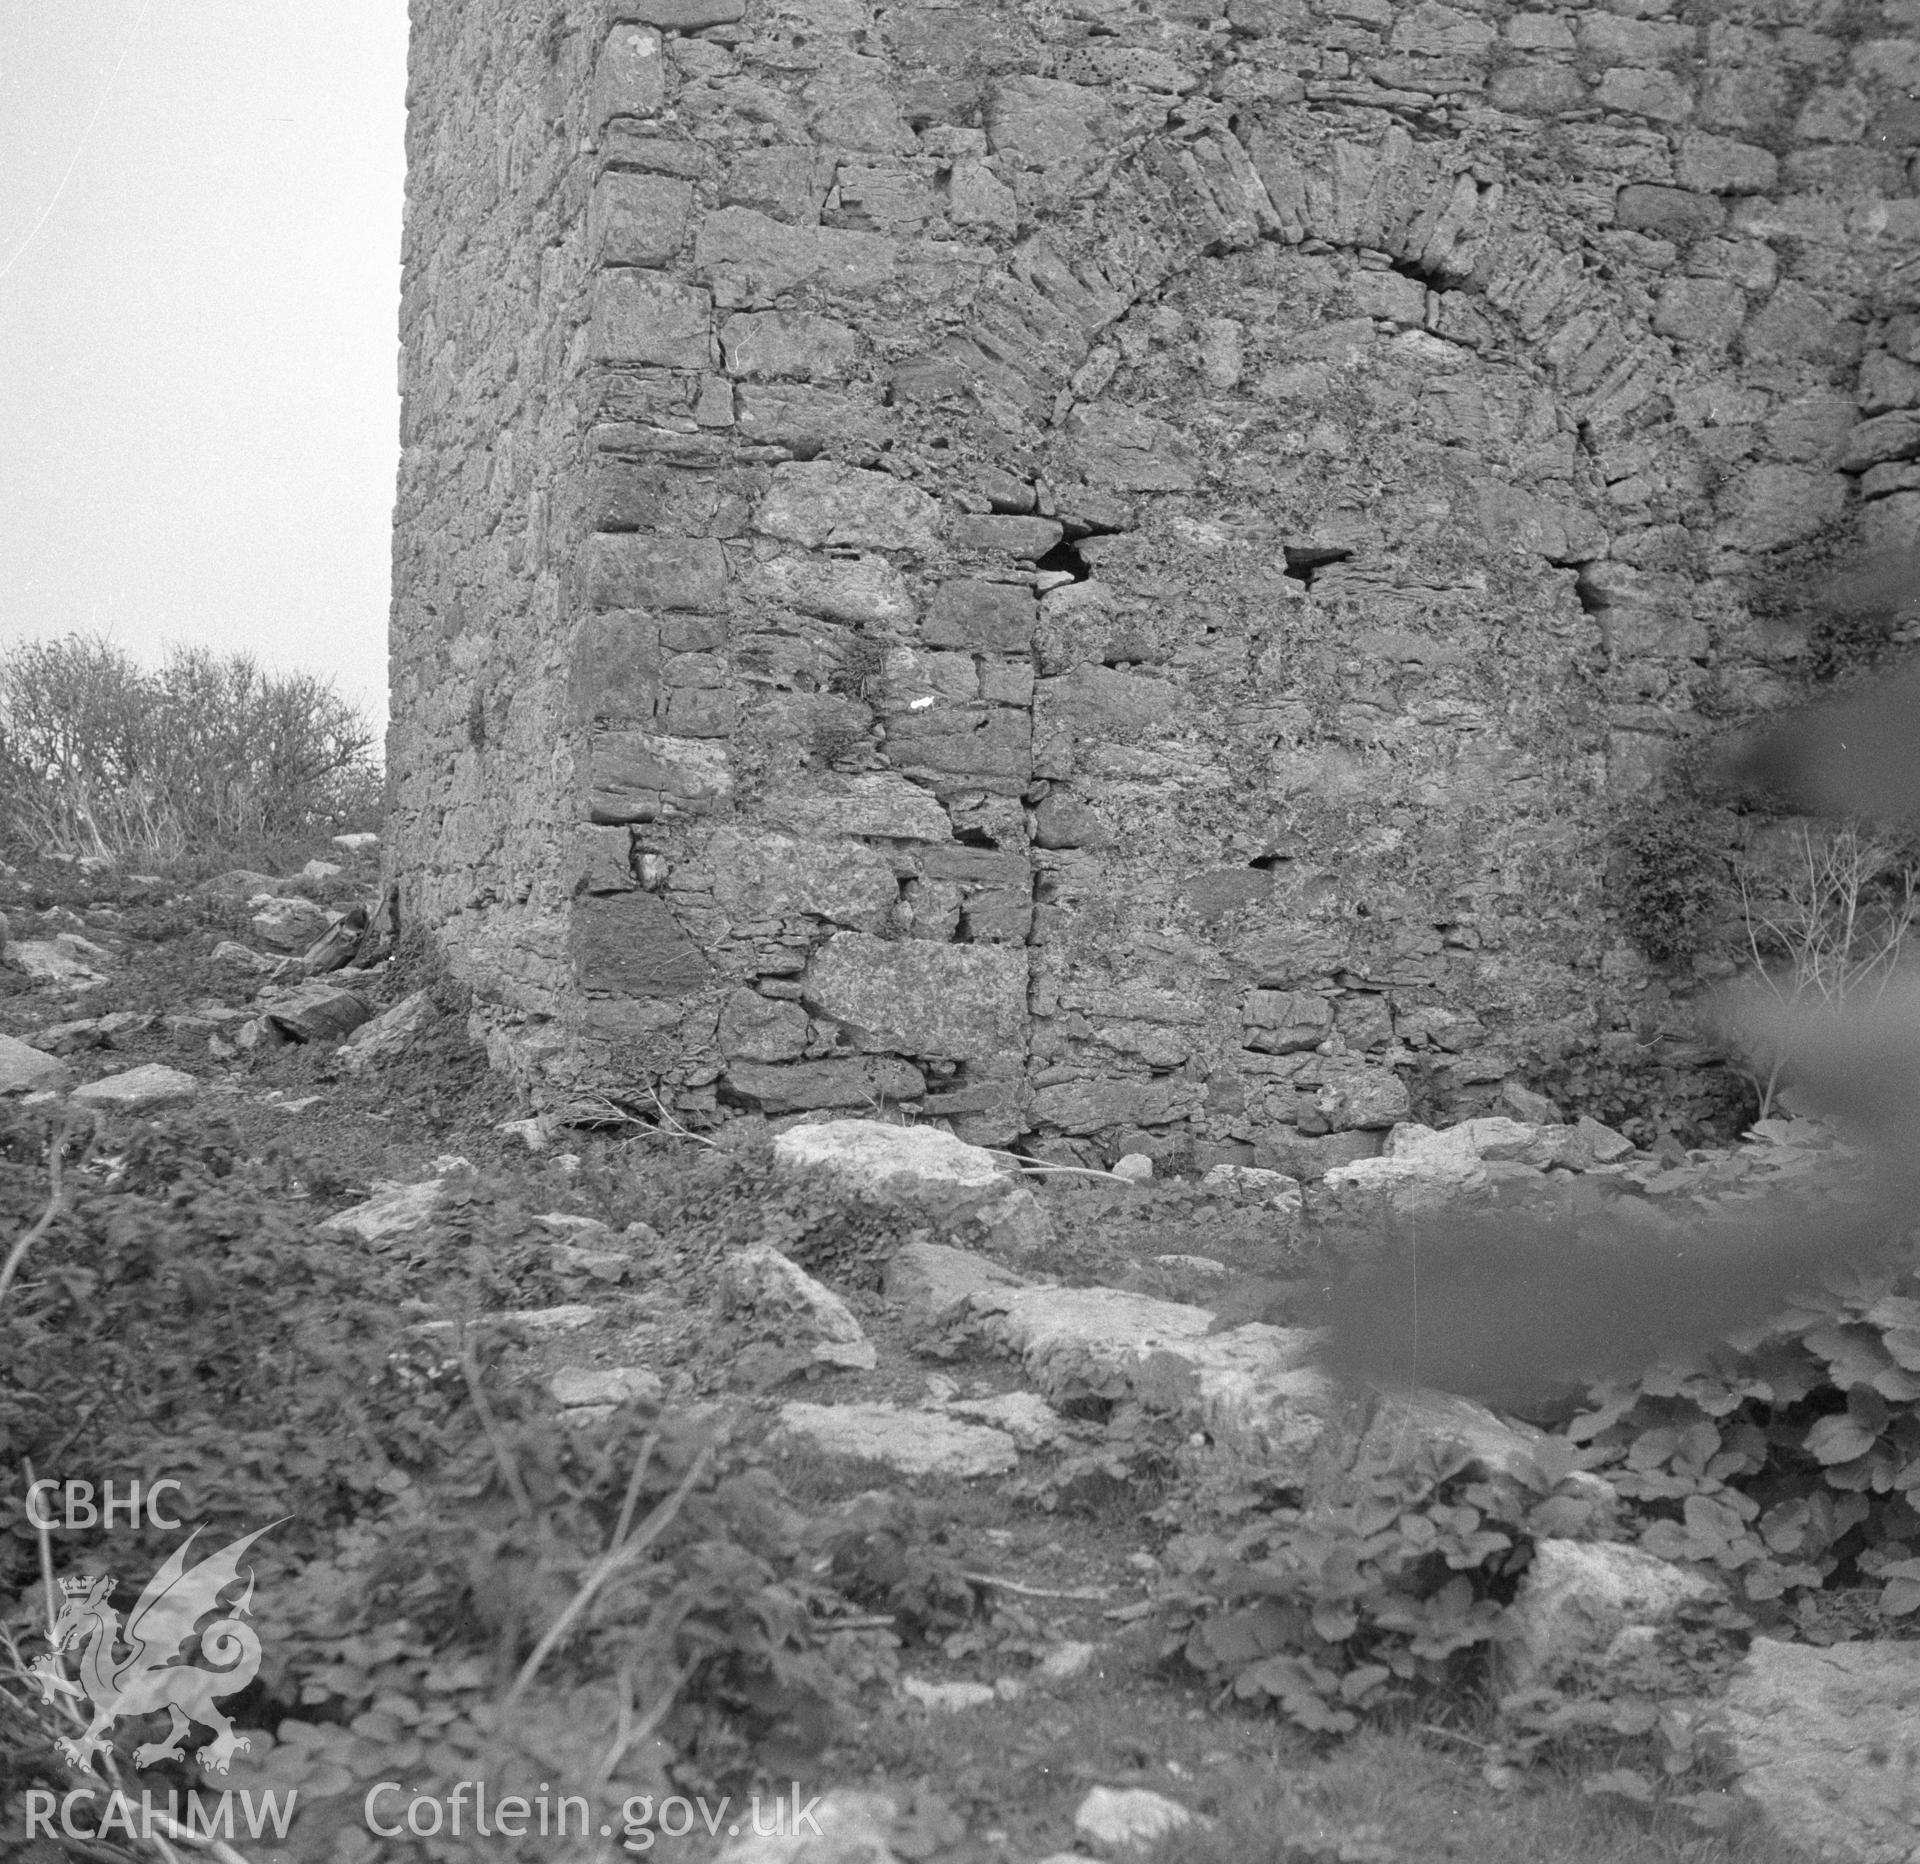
(762, 774, 953, 843)
(1391, 2, 1494, 56)
(1857, 350, 1920, 415)
(923, 580, 1036, 652)
(1674, 131, 1779, 195)
(1580, 564, 1711, 659)
(589, 730, 732, 821)
(985, 76, 1118, 181)
(1577, 13, 1691, 64)
(1031, 788, 1108, 849)
(1486, 65, 1589, 116)
(572, 889, 712, 997)
(721, 146, 834, 225)
(594, 24, 665, 123)
(571, 612, 661, 724)
(719, 310, 860, 380)
(588, 461, 720, 534)
(592, 171, 692, 266)
(756, 462, 944, 552)
(951, 514, 1064, 559)
(1650, 276, 1746, 349)
(694, 207, 898, 307)
(591, 270, 712, 367)
(615, 0, 743, 25)
(1861, 491, 1920, 553)
(1615, 184, 1723, 242)
(1594, 67, 1693, 124)
(805, 932, 1028, 1060)
(734, 382, 894, 454)
(1700, 65, 1791, 136)
(1039, 664, 1182, 734)
(884, 706, 1033, 794)
(718, 987, 811, 1061)
(706, 826, 899, 931)
(758, 553, 913, 627)
(1838, 411, 1920, 473)
(1471, 482, 1607, 564)
(1029, 1076, 1205, 1134)
(1063, 404, 1199, 492)
(588, 534, 727, 611)
(1715, 465, 1849, 553)
(1742, 281, 1861, 366)
(1764, 394, 1857, 463)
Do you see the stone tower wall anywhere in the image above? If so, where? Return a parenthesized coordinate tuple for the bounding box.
(393, 0, 1920, 1172)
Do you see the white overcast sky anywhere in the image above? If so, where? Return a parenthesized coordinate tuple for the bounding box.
(0, 1, 408, 740)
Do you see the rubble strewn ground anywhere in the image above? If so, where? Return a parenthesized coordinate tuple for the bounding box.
(2, 840, 1915, 1864)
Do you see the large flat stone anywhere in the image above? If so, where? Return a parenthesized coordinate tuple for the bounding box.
(1713, 1637, 1920, 1864)
(777, 1119, 1013, 1196)
(316, 1178, 447, 1243)
(884, 1239, 1032, 1328)
(69, 1065, 199, 1113)
(776, 1401, 1018, 1477)
(0, 1032, 71, 1095)
(779, 1121, 1052, 1255)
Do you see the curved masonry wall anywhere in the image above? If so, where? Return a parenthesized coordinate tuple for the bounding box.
(393, 0, 1920, 1172)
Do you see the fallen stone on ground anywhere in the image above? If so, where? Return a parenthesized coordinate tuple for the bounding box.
(1501, 1539, 1722, 1693)
(722, 1242, 878, 1371)
(713, 1790, 899, 1864)
(774, 1118, 1053, 1256)
(296, 909, 366, 975)
(69, 1064, 199, 1112)
(199, 869, 282, 898)
(1308, 1388, 1618, 1524)
(901, 1677, 997, 1712)
(339, 990, 437, 1073)
(210, 940, 276, 972)
(1074, 1785, 1198, 1849)
(0, 1032, 71, 1096)
(250, 896, 333, 952)
(26, 1011, 151, 1054)
(548, 1366, 662, 1408)
(1152, 1252, 1231, 1278)
(884, 1238, 1031, 1330)
(331, 832, 379, 853)
(258, 981, 373, 1044)
(964, 1279, 1332, 1468)
(506, 1305, 602, 1332)
(1111, 1152, 1153, 1182)
(1036, 1641, 1097, 1682)
(943, 1390, 1067, 1449)
(776, 1401, 1018, 1478)
(316, 1177, 447, 1242)
(7, 934, 114, 985)
(1713, 1636, 1920, 1864)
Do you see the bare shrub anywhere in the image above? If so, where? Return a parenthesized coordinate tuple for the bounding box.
(0, 633, 381, 864)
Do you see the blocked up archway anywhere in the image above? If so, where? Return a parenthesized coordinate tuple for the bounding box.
(392, 0, 1920, 1168)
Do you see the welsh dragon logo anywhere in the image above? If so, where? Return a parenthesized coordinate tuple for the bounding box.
(30, 1521, 283, 1775)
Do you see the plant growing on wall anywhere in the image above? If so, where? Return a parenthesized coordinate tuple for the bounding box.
(1607, 794, 1725, 965)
